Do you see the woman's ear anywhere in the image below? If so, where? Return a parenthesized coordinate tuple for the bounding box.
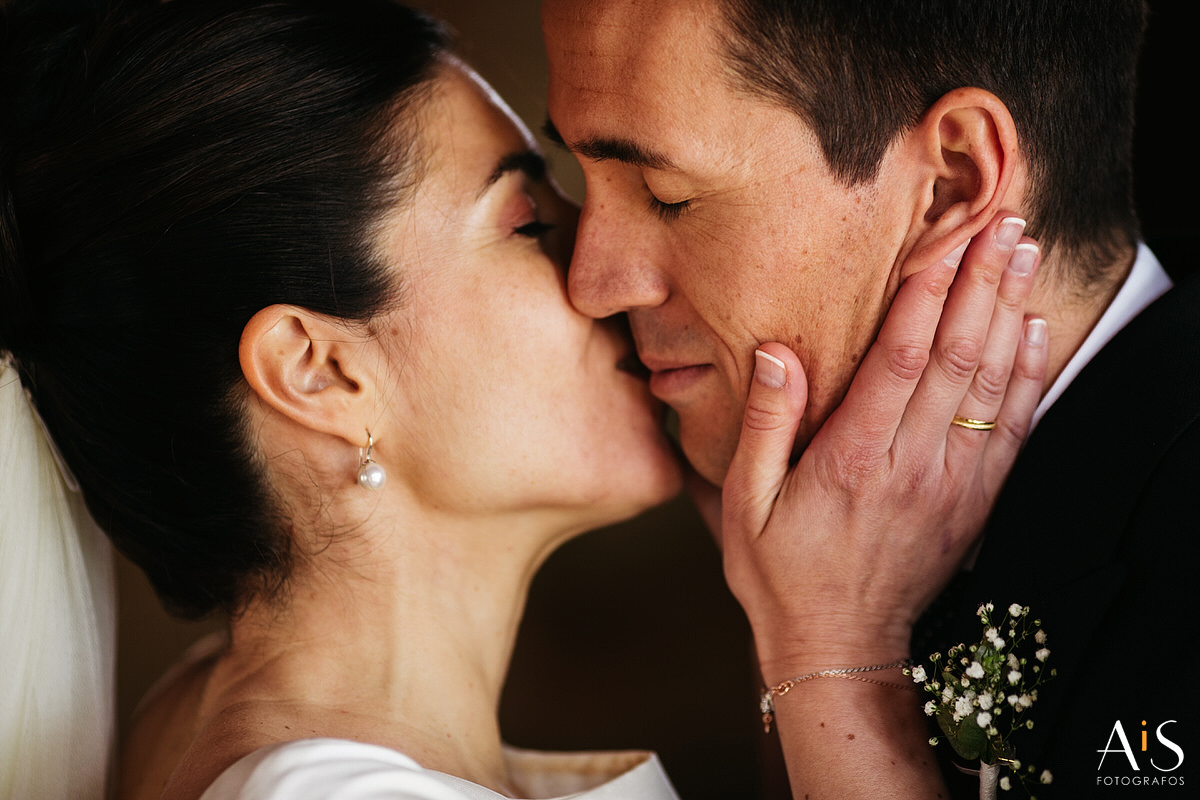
(239, 305, 373, 444)
(898, 87, 1019, 271)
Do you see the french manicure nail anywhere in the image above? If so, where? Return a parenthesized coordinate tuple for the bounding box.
(994, 217, 1027, 252)
(1008, 243, 1039, 276)
(755, 349, 787, 388)
(1025, 318, 1047, 347)
(944, 240, 970, 268)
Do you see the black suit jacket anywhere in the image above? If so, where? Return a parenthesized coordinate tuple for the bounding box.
(922, 263, 1200, 798)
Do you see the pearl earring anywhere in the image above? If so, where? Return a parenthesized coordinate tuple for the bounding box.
(357, 430, 386, 490)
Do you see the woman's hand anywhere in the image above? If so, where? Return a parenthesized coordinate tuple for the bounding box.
(716, 212, 1049, 682)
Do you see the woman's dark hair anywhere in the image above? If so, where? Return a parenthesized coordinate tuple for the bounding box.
(0, 0, 448, 618)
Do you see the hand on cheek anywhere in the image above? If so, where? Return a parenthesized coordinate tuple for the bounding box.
(718, 211, 1049, 682)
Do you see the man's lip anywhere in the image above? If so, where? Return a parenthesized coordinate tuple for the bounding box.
(646, 362, 713, 399)
(637, 354, 708, 374)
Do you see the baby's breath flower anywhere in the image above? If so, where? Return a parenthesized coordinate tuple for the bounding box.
(1040, 770, 1053, 784)
(915, 601, 1053, 796)
(929, 737, 939, 746)
(955, 696, 973, 719)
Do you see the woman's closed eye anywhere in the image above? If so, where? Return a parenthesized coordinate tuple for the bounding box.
(515, 219, 556, 238)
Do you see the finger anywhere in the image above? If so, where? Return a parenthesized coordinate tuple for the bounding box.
(983, 315, 1049, 484)
(899, 214, 1028, 450)
(827, 247, 961, 453)
(721, 344, 808, 539)
(951, 239, 1040, 429)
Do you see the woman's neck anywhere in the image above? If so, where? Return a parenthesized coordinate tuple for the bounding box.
(196, 507, 574, 795)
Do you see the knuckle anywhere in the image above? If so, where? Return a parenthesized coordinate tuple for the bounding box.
(823, 440, 885, 492)
(918, 267, 956, 301)
(897, 458, 936, 499)
(994, 416, 1031, 447)
(970, 362, 1012, 405)
(993, 290, 1026, 316)
(741, 400, 782, 433)
(884, 343, 931, 382)
(935, 336, 983, 381)
(1012, 351, 1049, 384)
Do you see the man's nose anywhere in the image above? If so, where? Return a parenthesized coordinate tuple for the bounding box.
(567, 198, 670, 319)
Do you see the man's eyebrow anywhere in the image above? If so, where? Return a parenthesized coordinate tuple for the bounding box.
(480, 150, 547, 198)
(542, 116, 675, 171)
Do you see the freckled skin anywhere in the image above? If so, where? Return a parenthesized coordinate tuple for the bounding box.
(545, 0, 922, 484)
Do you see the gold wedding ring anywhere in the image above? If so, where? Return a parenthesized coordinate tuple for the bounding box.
(951, 415, 997, 431)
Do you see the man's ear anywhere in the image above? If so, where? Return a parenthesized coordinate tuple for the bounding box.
(899, 87, 1019, 268)
(239, 305, 373, 444)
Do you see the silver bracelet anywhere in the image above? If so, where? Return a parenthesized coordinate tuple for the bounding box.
(759, 658, 914, 733)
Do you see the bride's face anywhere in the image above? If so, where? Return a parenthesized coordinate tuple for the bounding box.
(372, 63, 682, 528)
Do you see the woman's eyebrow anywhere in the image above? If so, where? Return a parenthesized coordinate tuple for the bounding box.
(479, 150, 547, 198)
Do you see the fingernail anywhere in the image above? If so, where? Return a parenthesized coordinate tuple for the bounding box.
(755, 349, 787, 389)
(1024, 318, 1047, 347)
(994, 217, 1027, 252)
(1008, 242, 1039, 276)
(944, 239, 970, 268)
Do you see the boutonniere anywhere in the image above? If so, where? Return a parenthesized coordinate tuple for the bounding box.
(907, 603, 1056, 799)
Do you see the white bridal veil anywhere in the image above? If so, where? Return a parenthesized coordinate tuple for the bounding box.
(1, 360, 116, 800)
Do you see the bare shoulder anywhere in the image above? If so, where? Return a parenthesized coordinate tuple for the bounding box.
(118, 632, 228, 800)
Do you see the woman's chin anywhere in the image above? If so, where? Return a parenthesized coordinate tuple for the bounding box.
(593, 448, 686, 528)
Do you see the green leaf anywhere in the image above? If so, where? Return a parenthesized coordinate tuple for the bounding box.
(937, 708, 988, 761)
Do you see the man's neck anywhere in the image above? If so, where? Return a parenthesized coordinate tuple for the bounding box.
(1026, 243, 1138, 394)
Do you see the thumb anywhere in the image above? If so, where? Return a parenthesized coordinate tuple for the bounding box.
(722, 344, 808, 540)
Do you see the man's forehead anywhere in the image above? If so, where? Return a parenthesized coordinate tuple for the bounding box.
(543, 0, 727, 134)
(543, 0, 722, 81)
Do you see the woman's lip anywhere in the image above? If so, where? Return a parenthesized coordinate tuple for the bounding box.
(648, 364, 712, 399)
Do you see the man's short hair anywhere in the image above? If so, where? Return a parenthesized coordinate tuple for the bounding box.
(719, 0, 1146, 285)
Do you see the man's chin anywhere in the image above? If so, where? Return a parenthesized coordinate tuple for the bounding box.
(677, 419, 739, 488)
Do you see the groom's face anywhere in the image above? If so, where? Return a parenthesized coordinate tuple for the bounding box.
(544, 0, 911, 484)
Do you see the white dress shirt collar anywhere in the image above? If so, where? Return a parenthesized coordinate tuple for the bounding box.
(1031, 243, 1172, 429)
